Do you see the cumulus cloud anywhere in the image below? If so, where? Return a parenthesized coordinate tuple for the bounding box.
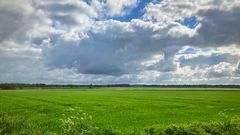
(205, 62, 237, 78)
(105, 0, 139, 16)
(178, 48, 240, 69)
(0, 0, 34, 42)
(43, 19, 192, 75)
(0, 0, 240, 84)
(144, 0, 240, 47)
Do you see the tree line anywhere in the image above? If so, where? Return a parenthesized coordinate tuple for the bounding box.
(0, 83, 240, 90)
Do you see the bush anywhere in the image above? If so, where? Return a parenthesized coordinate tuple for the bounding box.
(144, 116, 240, 135)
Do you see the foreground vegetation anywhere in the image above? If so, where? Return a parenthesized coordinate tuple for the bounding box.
(0, 88, 240, 134)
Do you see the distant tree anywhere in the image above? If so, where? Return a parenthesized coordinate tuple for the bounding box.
(0, 83, 17, 90)
(89, 83, 93, 88)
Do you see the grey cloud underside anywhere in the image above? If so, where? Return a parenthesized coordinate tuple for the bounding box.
(43, 21, 188, 75)
(51, 14, 79, 25)
(194, 7, 240, 47)
(0, 9, 32, 43)
(36, 2, 94, 25)
(237, 61, 240, 74)
(0, 10, 20, 42)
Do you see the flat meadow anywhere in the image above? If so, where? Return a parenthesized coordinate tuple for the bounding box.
(0, 87, 240, 134)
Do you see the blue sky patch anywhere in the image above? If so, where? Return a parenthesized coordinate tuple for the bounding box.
(176, 47, 197, 55)
(109, 0, 158, 22)
(177, 16, 198, 29)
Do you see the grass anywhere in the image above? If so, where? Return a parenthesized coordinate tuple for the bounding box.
(0, 87, 240, 134)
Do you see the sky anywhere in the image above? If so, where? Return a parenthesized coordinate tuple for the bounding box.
(0, 0, 240, 84)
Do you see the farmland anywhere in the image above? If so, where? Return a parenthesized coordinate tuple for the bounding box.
(0, 88, 240, 134)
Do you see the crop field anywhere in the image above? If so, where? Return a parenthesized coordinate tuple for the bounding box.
(0, 88, 240, 134)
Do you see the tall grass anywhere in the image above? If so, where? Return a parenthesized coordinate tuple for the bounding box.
(145, 114, 240, 135)
(1, 110, 240, 135)
(0, 113, 48, 135)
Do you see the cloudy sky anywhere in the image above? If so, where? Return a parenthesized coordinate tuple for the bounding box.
(0, 0, 240, 84)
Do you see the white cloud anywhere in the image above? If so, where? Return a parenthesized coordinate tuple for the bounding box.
(144, 0, 240, 47)
(206, 62, 237, 78)
(105, 0, 139, 16)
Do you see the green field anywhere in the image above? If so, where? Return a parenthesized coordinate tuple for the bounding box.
(1, 88, 240, 134)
